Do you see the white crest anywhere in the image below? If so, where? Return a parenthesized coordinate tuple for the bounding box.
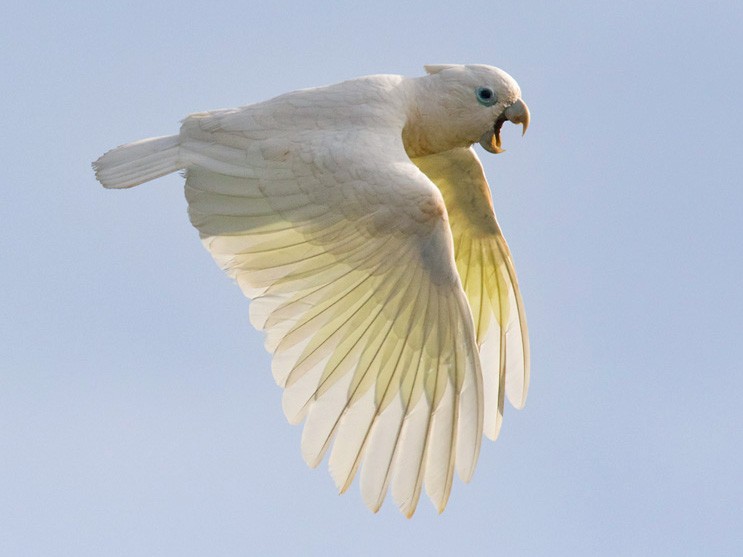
(423, 64, 461, 75)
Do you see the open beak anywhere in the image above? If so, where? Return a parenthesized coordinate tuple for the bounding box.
(479, 98, 530, 154)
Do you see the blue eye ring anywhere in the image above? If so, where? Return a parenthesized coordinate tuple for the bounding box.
(475, 86, 497, 106)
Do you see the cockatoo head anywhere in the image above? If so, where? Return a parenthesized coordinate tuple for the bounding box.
(404, 64, 530, 157)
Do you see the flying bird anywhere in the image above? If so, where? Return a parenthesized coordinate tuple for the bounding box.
(93, 64, 531, 517)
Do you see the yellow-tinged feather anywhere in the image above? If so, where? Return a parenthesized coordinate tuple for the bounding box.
(412, 147, 530, 418)
(190, 154, 482, 515)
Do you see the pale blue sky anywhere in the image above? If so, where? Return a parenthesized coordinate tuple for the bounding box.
(2, 1, 742, 555)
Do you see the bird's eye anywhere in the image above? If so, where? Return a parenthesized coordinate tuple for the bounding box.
(475, 86, 497, 107)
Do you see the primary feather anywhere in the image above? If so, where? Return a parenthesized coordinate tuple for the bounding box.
(93, 64, 531, 516)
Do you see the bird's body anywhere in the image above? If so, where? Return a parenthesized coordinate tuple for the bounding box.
(93, 64, 531, 516)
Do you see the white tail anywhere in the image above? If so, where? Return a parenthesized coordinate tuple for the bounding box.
(93, 135, 183, 189)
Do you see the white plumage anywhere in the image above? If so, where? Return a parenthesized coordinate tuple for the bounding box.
(93, 63, 531, 516)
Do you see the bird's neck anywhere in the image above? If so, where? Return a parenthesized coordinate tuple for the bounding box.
(401, 76, 474, 158)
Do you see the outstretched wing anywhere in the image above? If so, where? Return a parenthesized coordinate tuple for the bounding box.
(179, 121, 483, 516)
(412, 147, 530, 440)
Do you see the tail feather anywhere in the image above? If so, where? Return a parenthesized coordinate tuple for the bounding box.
(93, 135, 183, 189)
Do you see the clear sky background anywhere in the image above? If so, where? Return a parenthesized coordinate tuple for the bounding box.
(2, 1, 742, 555)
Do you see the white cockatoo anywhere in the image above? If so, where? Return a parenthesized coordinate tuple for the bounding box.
(93, 64, 531, 517)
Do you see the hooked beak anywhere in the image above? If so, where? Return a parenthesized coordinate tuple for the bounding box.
(479, 98, 530, 154)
